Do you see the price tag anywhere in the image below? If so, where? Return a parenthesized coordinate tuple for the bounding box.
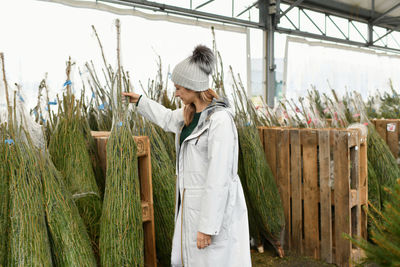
(387, 123, 396, 132)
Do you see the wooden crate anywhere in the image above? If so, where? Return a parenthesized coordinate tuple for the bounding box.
(372, 119, 400, 162)
(91, 131, 157, 267)
(258, 127, 368, 267)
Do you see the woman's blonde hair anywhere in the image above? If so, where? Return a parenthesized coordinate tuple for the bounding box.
(183, 88, 219, 126)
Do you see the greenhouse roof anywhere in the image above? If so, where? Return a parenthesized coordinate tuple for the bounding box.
(284, 0, 400, 30)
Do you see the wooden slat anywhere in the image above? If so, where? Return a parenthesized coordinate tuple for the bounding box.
(334, 131, 351, 267)
(351, 135, 362, 246)
(359, 142, 368, 189)
(290, 129, 302, 254)
(301, 130, 319, 259)
(138, 137, 157, 267)
(375, 120, 387, 144)
(360, 139, 368, 242)
(258, 127, 264, 148)
(264, 128, 277, 179)
(348, 131, 357, 148)
(96, 137, 108, 176)
(359, 138, 368, 240)
(277, 129, 291, 250)
(350, 190, 358, 208)
(91, 131, 111, 138)
(319, 130, 332, 263)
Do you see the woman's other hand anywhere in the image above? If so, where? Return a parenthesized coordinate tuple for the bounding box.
(122, 92, 141, 104)
(197, 232, 211, 249)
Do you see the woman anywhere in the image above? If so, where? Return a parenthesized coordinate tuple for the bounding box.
(122, 45, 251, 267)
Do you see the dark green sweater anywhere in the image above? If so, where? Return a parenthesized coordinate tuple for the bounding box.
(136, 96, 201, 146)
(179, 112, 201, 146)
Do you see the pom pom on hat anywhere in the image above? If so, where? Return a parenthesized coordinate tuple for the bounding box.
(189, 45, 215, 75)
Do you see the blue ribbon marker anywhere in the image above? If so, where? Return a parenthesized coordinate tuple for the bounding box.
(63, 80, 72, 86)
(117, 121, 123, 127)
(18, 95, 24, 102)
(48, 101, 57, 105)
(98, 104, 105, 110)
(5, 139, 14, 145)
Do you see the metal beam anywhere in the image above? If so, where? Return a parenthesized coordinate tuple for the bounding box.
(350, 21, 368, 43)
(281, 0, 400, 31)
(236, 2, 258, 18)
(373, 25, 400, 44)
(282, 0, 372, 22)
(195, 0, 214, 10)
(279, 0, 304, 19)
(372, 3, 400, 24)
(327, 15, 348, 40)
(277, 26, 366, 47)
(98, 0, 262, 28)
(277, 26, 400, 53)
(301, 8, 325, 35)
(282, 12, 299, 30)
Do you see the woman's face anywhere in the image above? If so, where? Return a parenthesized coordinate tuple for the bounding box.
(174, 84, 198, 105)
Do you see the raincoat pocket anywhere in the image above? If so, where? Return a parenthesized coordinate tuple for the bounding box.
(185, 192, 202, 243)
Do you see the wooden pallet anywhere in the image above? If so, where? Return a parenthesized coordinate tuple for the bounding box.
(258, 127, 368, 267)
(91, 131, 157, 267)
(371, 119, 400, 161)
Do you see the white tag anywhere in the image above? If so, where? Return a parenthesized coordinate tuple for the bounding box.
(387, 123, 396, 132)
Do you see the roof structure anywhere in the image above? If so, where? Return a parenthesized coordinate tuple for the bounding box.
(277, 0, 400, 53)
(87, 0, 400, 53)
(287, 0, 400, 29)
(41, 0, 400, 104)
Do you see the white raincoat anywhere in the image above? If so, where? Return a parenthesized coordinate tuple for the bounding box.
(137, 95, 251, 267)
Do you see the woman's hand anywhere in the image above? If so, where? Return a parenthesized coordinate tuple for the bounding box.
(197, 232, 211, 249)
(122, 92, 141, 104)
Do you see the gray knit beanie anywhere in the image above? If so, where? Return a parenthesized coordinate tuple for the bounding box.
(171, 45, 215, 92)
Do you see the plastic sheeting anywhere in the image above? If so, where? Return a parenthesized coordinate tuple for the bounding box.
(283, 36, 400, 100)
(36, 0, 247, 34)
(0, 54, 45, 149)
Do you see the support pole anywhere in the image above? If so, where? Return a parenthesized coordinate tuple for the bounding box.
(368, 0, 374, 46)
(259, 0, 276, 106)
(246, 28, 252, 97)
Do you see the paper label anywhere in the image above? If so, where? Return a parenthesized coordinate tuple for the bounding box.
(387, 123, 396, 132)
